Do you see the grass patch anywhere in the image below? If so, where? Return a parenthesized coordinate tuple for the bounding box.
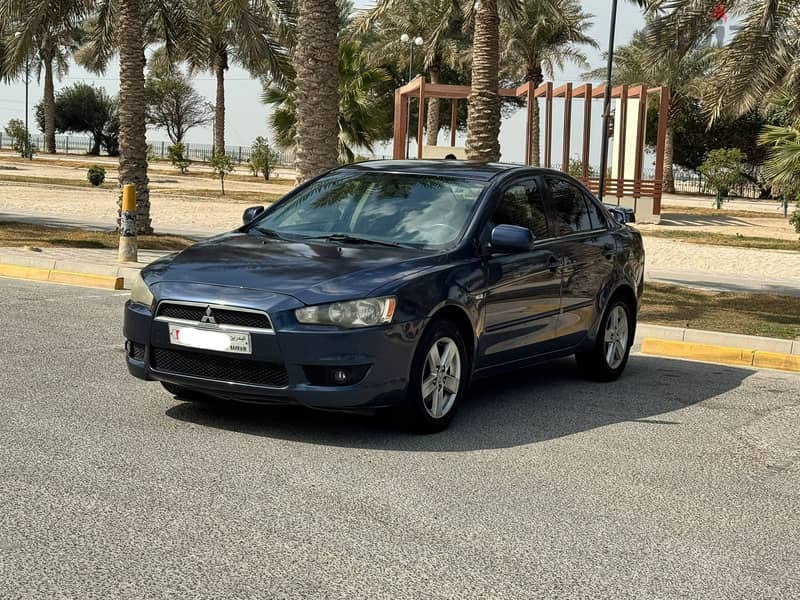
(642, 229, 800, 252)
(660, 205, 785, 219)
(0, 174, 114, 189)
(641, 283, 800, 340)
(0, 222, 194, 251)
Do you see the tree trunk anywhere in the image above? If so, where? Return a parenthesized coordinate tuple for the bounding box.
(465, 0, 501, 162)
(425, 66, 441, 147)
(529, 98, 541, 167)
(43, 58, 56, 154)
(214, 61, 225, 156)
(118, 0, 152, 234)
(663, 120, 675, 193)
(526, 63, 544, 167)
(294, 0, 340, 183)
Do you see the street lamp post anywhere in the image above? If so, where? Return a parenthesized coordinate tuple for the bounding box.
(14, 31, 32, 160)
(401, 33, 423, 159)
(597, 0, 619, 201)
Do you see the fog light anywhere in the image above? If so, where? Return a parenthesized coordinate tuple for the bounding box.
(332, 369, 350, 385)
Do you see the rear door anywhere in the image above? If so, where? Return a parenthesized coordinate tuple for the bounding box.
(477, 177, 563, 368)
(543, 176, 616, 345)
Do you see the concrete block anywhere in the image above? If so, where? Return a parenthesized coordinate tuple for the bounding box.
(636, 324, 685, 341)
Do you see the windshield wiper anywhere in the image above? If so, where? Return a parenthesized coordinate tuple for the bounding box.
(302, 233, 408, 248)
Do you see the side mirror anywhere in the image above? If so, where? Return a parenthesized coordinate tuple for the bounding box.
(243, 205, 265, 225)
(490, 224, 534, 252)
(610, 208, 627, 225)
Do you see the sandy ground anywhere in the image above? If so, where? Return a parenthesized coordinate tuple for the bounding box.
(0, 183, 249, 234)
(643, 236, 800, 284)
(0, 154, 295, 196)
(638, 212, 798, 241)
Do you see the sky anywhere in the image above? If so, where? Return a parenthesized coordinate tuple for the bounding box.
(0, 1, 649, 164)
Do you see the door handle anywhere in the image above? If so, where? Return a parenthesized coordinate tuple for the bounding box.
(547, 256, 560, 273)
(603, 244, 615, 259)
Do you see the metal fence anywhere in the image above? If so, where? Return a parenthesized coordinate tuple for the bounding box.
(672, 172, 764, 199)
(0, 132, 295, 166)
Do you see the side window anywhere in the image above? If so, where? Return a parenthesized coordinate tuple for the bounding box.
(491, 179, 550, 240)
(546, 177, 595, 235)
(583, 193, 609, 230)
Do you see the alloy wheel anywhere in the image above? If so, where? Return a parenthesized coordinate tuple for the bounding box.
(604, 305, 629, 370)
(421, 337, 461, 419)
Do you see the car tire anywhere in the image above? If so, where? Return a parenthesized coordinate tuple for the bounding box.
(576, 297, 634, 382)
(160, 382, 216, 403)
(401, 319, 469, 433)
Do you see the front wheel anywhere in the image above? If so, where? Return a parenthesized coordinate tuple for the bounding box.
(576, 299, 634, 381)
(401, 319, 469, 433)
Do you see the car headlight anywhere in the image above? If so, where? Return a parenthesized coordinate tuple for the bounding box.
(295, 296, 396, 328)
(130, 272, 154, 308)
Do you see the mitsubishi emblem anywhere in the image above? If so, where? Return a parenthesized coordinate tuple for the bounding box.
(200, 306, 217, 325)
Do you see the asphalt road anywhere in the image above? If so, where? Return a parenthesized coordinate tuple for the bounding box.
(1, 278, 799, 599)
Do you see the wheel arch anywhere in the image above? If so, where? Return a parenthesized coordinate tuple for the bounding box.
(427, 304, 477, 370)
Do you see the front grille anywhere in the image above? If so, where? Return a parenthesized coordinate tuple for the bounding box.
(151, 347, 288, 387)
(157, 303, 272, 330)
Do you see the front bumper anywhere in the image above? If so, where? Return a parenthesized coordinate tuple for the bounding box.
(124, 299, 424, 409)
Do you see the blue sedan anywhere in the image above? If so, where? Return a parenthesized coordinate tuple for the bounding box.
(124, 160, 644, 432)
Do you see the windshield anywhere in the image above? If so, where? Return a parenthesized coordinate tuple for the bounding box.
(251, 170, 487, 249)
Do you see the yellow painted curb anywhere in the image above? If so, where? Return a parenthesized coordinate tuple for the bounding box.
(641, 338, 800, 373)
(0, 263, 124, 290)
(753, 351, 800, 372)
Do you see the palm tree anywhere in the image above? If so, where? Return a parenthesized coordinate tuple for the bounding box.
(264, 40, 389, 162)
(501, 0, 596, 166)
(293, 0, 340, 182)
(584, 29, 712, 192)
(117, 0, 152, 233)
(79, 0, 187, 233)
(645, 1, 800, 121)
(181, 0, 289, 157)
(358, 0, 468, 147)
(0, 0, 86, 154)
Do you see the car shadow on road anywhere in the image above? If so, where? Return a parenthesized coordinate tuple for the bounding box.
(164, 355, 754, 452)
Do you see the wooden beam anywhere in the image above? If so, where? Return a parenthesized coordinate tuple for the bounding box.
(392, 89, 406, 159)
(582, 84, 592, 181)
(633, 84, 648, 197)
(398, 75, 423, 97)
(561, 83, 573, 172)
(544, 82, 553, 168)
(450, 99, 457, 147)
(417, 78, 425, 159)
(616, 85, 629, 198)
(653, 86, 671, 214)
(525, 81, 534, 165)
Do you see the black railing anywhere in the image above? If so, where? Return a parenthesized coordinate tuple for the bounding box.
(0, 132, 295, 167)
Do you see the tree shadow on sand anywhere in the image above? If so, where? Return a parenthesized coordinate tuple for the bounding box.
(165, 355, 754, 452)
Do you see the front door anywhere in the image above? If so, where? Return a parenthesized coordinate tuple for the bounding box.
(477, 178, 563, 368)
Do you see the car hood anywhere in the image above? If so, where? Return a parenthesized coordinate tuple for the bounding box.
(144, 232, 442, 305)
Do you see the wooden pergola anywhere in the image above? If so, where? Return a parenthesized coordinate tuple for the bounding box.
(392, 76, 671, 213)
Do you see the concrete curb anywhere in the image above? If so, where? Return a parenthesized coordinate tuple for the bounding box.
(640, 339, 800, 373)
(636, 323, 800, 355)
(0, 249, 145, 289)
(0, 263, 124, 290)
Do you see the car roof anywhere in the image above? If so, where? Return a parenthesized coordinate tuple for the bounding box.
(343, 160, 584, 184)
(343, 159, 523, 181)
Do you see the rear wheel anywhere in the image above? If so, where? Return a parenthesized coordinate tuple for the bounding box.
(576, 298, 634, 381)
(401, 319, 469, 433)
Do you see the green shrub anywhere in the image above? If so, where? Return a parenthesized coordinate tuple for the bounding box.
(248, 136, 279, 181)
(167, 142, 191, 174)
(86, 165, 106, 186)
(4, 119, 32, 157)
(790, 201, 800, 237)
(209, 153, 235, 195)
(699, 148, 745, 208)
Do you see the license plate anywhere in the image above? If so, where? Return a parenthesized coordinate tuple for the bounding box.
(168, 324, 252, 354)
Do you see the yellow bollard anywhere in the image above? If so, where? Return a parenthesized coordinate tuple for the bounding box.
(118, 183, 138, 263)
